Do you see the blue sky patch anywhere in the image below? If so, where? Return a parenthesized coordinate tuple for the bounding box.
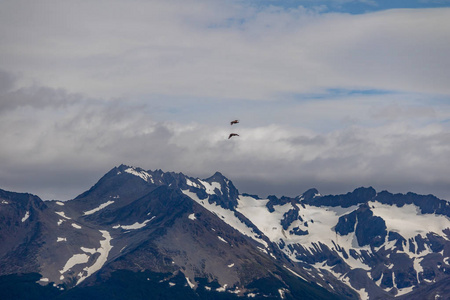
(290, 88, 396, 101)
(246, 0, 450, 14)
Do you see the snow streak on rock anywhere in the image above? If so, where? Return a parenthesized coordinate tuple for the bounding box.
(83, 200, 114, 216)
(112, 217, 154, 230)
(21, 211, 30, 222)
(198, 180, 221, 195)
(124, 167, 153, 183)
(55, 211, 71, 219)
(72, 223, 82, 229)
(60, 254, 90, 274)
(76, 230, 113, 285)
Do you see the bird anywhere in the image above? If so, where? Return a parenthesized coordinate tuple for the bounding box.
(230, 120, 239, 125)
(228, 133, 239, 139)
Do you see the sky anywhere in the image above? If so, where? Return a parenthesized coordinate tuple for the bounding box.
(1, 0, 450, 201)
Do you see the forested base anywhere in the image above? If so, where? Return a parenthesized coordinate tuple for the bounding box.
(0, 269, 343, 300)
(0, 273, 63, 300)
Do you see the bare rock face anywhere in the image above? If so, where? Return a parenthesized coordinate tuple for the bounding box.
(2, 165, 450, 299)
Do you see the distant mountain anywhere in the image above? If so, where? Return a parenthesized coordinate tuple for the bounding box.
(1, 164, 450, 299)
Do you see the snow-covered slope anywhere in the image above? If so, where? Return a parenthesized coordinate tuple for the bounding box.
(178, 175, 450, 299)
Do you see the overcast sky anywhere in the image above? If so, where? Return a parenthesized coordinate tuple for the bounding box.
(1, 0, 450, 200)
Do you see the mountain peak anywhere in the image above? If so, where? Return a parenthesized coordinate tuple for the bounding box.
(299, 188, 320, 201)
(205, 171, 226, 182)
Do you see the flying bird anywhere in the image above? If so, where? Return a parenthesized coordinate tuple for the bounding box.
(228, 133, 239, 139)
(230, 120, 239, 125)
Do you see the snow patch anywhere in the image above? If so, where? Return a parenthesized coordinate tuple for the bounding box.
(57, 237, 67, 242)
(284, 265, 307, 281)
(1, 200, 9, 204)
(124, 167, 153, 183)
(81, 247, 96, 254)
(199, 180, 222, 195)
(186, 178, 201, 188)
(355, 288, 369, 300)
(76, 230, 113, 285)
(257, 246, 268, 254)
(57, 219, 64, 226)
(188, 213, 196, 220)
(60, 254, 90, 274)
(113, 217, 154, 230)
(55, 211, 71, 219)
(21, 211, 30, 222)
(40, 278, 49, 282)
(278, 288, 286, 299)
(185, 277, 195, 289)
(83, 200, 114, 216)
(216, 284, 228, 292)
(228, 263, 235, 268)
(72, 223, 82, 229)
(55, 201, 64, 206)
(218, 236, 228, 243)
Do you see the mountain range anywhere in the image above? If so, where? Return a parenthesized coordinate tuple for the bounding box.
(1, 164, 450, 300)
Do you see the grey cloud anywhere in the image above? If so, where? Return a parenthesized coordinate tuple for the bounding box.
(2, 2, 450, 100)
(0, 69, 16, 92)
(0, 1, 450, 201)
(1, 101, 450, 201)
(1, 79, 449, 201)
(370, 104, 437, 121)
(285, 135, 327, 147)
(0, 70, 82, 112)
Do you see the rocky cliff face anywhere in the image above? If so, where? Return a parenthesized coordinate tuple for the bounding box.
(1, 165, 450, 300)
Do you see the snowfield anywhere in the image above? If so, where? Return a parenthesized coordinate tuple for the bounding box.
(369, 202, 450, 241)
(182, 189, 269, 248)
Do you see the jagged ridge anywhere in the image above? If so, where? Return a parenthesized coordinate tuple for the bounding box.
(1, 165, 450, 300)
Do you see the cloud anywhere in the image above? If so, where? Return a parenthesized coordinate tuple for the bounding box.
(0, 69, 16, 92)
(0, 69, 83, 111)
(0, 1, 450, 201)
(1, 77, 449, 200)
(370, 103, 437, 121)
(1, 1, 449, 100)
